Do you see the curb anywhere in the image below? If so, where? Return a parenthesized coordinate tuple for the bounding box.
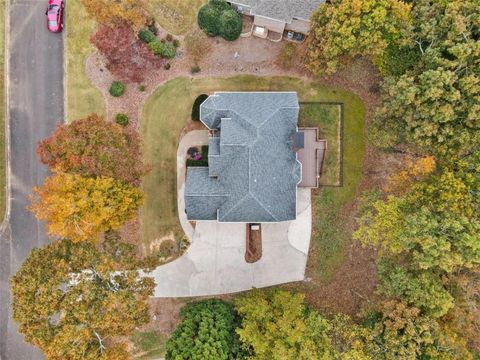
(0, 0, 12, 234)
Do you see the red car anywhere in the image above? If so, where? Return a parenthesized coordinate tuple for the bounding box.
(45, 0, 64, 33)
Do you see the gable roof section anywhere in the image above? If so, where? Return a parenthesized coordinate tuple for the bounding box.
(186, 92, 302, 223)
(229, 0, 325, 22)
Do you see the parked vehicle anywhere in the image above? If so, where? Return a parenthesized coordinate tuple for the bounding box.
(45, 0, 64, 33)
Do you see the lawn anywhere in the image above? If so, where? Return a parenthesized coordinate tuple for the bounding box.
(66, 0, 105, 120)
(131, 330, 167, 360)
(141, 75, 366, 281)
(299, 103, 342, 186)
(145, 0, 206, 35)
(0, 0, 6, 222)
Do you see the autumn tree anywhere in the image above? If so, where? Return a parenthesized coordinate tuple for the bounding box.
(165, 299, 245, 360)
(81, 0, 148, 29)
(306, 0, 411, 75)
(90, 23, 163, 83)
(37, 114, 149, 186)
(373, 0, 480, 156)
(367, 300, 472, 359)
(10, 239, 155, 360)
(30, 171, 143, 242)
(234, 289, 376, 359)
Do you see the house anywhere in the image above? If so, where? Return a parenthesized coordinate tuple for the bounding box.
(228, 0, 325, 41)
(184, 92, 325, 223)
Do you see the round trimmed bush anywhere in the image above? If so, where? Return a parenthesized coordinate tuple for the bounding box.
(197, 4, 221, 37)
(197, 0, 242, 41)
(109, 81, 125, 97)
(138, 28, 157, 44)
(219, 9, 242, 41)
(161, 43, 177, 58)
(191, 94, 209, 121)
(115, 113, 129, 126)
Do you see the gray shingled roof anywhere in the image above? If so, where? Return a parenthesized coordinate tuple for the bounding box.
(230, 0, 325, 22)
(185, 92, 302, 223)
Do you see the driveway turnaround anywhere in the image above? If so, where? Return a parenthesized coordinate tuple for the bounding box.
(0, 1, 64, 359)
(151, 131, 312, 297)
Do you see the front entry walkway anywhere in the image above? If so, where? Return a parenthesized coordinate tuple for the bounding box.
(150, 131, 312, 297)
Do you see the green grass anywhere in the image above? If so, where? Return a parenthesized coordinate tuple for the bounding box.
(66, 0, 105, 120)
(132, 330, 167, 360)
(145, 0, 206, 35)
(141, 76, 366, 279)
(299, 103, 342, 186)
(0, 0, 6, 222)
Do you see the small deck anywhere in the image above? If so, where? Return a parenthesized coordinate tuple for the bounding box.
(297, 128, 326, 188)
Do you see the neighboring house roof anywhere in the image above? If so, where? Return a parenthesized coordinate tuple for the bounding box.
(185, 92, 302, 223)
(229, 0, 325, 22)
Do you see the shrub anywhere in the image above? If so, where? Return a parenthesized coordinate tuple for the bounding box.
(138, 28, 157, 43)
(115, 113, 129, 126)
(165, 300, 244, 360)
(165, 33, 173, 42)
(219, 9, 242, 41)
(191, 65, 201, 74)
(148, 40, 177, 58)
(148, 23, 158, 35)
(197, 0, 242, 41)
(164, 63, 171, 70)
(138, 84, 146, 91)
(191, 94, 209, 121)
(173, 39, 180, 48)
(109, 81, 125, 97)
(161, 43, 177, 58)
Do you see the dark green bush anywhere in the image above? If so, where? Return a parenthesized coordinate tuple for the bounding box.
(191, 65, 201, 74)
(115, 113, 129, 126)
(191, 94, 209, 121)
(138, 84, 146, 92)
(219, 9, 242, 41)
(138, 28, 157, 44)
(165, 299, 245, 360)
(197, 0, 242, 41)
(109, 81, 125, 97)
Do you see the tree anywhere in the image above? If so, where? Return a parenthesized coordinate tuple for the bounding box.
(373, 0, 480, 156)
(306, 0, 411, 75)
(37, 114, 148, 186)
(90, 23, 163, 83)
(30, 171, 143, 242)
(10, 239, 155, 360)
(368, 300, 472, 359)
(234, 289, 337, 359)
(81, 0, 147, 28)
(165, 299, 245, 360)
(197, 0, 242, 41)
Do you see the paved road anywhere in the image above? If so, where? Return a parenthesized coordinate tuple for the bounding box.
(0, 0, 64, 359)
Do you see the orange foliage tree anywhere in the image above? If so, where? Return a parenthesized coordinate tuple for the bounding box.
(81, 0, 148, 29)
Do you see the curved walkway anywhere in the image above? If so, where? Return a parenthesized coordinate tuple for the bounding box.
(150, 131, 312, 297)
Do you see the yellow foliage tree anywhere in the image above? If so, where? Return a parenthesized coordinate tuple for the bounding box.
(385, 155, 436, 194)
(30, 171, 143, 242)
(306, 0, 411, 75)
(81, 0, 148, 29)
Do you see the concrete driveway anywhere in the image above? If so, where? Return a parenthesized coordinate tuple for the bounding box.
(151, 131, 312, 297)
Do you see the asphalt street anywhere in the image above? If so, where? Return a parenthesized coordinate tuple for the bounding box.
(0, 0, 64, 359)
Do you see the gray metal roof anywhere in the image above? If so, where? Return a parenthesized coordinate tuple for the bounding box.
(229, 0, 325, 22)
(186, 92, 302, 223)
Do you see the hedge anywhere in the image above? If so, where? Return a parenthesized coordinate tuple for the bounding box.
(191, 94, 209, 121)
